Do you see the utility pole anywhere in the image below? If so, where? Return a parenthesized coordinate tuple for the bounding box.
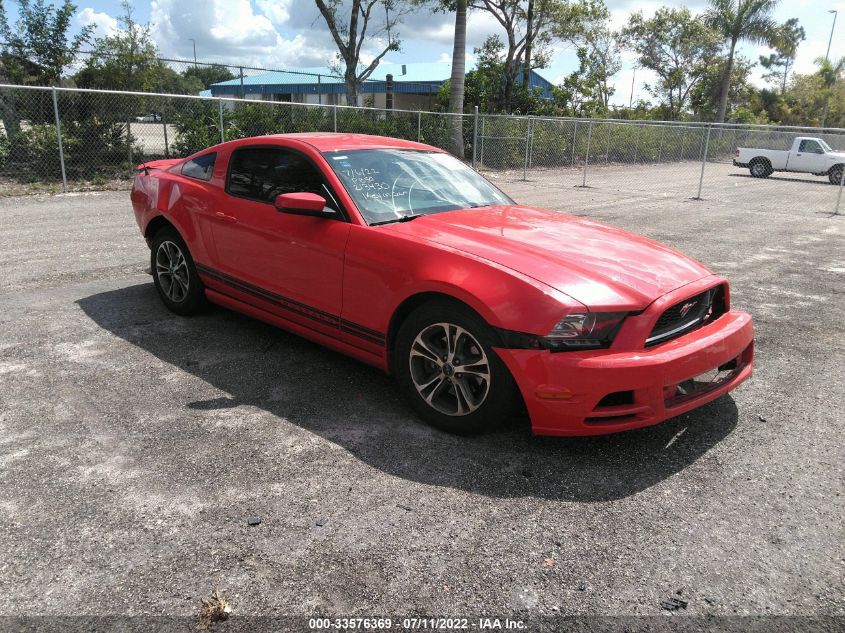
(629, 67, 636, 109)
(189, 38, 197, 67)
(826, 10, 838, 61)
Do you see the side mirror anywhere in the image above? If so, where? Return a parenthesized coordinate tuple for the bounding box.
(274, 192, 329, 217)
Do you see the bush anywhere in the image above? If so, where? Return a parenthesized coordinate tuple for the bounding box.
(0, 119, 143, 182)
(170, 100, 227, 156)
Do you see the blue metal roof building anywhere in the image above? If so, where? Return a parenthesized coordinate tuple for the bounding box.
(207, 62, 554, 109)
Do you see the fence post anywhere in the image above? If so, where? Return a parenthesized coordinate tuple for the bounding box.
(162, 108, 169, 158)
(695, 125, 712, 200)
(528, 117, 535, 169)
(472, 105, 479, 169)
(571, 120, 578, 167)
(479, 116, 485, 167)
(239, 67, 244, 99)
(522, 117, 532, 181)
(127, 115, 133, 175)
(605, 122, 611, 163)
(835, 163, 844, 215)
(417, 110, 422, 142)
(657, 124, 666, 163)
(633, 125, 640, 163)
(333, 104, 337, 132)
(218, 99, 224, 143)
(51, 88, 67, 193)
(517, 117, 531, 180)
(581, 119, 593, 187)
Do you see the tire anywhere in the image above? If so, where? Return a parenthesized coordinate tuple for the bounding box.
(749, 160, 770, 178)
(830, 165, 844, 185)
(150, 226, 207, 315)
(393, 299, 520, 435)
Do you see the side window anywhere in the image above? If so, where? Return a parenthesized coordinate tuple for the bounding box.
(799, 140, 821, 153)
(227, 147, 332, 206)
(181, 152, 216, 181)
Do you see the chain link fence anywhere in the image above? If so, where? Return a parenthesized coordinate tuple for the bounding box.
(1, 84, 843, 214)
(476, 115, 845, 214)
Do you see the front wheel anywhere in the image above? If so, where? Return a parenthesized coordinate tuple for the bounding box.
(830, 165, 844, 185)
(394, 300, 520, 435)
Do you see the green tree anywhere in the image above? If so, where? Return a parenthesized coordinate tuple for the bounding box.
(73, 2, 201, 95)
(622, 7, 721, 120)
(314, 0, 410, 106)
(552, 47, 599, 116)
(182, 65, 236, 91)
(580, 26, 620, 111)
(0, 0, 92, 86)
(0, 0, 92, 147)
(470, 0, 606, 112)
(459, 35, 508, 112)
(759, 17, 804, 93)
(74, 1, 163, 91)
(690, 55, 758, 121)
(704, 0, 781, 123)
(781, 70, 844, 128)
(814, 55, 845, 128)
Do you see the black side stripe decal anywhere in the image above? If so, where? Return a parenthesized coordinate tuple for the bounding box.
(195, 263, 386, 346)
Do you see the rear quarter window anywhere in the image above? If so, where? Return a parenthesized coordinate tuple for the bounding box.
(181, 153, 217, 181)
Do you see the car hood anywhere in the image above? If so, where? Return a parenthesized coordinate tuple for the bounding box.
(384, 205, 713, 309)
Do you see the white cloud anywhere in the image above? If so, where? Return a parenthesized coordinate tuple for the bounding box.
(149, 0, 336, 68)
(207, 0, 278, 46)
(255, 0, 293, 26)
(77, 7, 119, 39)
(415, 10, 501, 49)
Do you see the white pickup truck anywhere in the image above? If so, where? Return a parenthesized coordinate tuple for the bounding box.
(734, 136, 844, 184)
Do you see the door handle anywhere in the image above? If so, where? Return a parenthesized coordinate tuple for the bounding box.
(215, 211, 238, 223)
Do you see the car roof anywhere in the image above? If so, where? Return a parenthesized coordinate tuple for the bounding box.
(225, 133, 443, 153)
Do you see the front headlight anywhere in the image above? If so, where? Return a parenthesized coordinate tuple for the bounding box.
(541, 312, 627, 351)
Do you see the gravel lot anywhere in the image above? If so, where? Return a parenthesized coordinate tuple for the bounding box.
(0, 162, 843, 631)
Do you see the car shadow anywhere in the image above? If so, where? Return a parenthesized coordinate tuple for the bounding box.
(77, 283, 739, 502)
(729, 172, 834, 187)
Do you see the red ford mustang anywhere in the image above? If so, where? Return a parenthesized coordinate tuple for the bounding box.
(131, 133, 753, 436)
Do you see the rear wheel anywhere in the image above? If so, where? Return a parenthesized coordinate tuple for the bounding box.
(394, 300, 519, 435)
(830, 165, 844, 185)
(150, 227, 207, 315)
(749, 160, 770, 178)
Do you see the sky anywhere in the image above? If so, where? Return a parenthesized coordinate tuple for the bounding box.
(5, 0, 844, 106)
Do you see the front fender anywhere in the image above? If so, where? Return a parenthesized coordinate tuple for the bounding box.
(341, 226, 586, 350)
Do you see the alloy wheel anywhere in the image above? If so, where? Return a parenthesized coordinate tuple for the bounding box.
(155, 240, 190, 303)
(409, 322, 491, 416)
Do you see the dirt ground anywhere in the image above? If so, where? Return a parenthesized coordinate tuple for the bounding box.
(0, 161, 842, 631)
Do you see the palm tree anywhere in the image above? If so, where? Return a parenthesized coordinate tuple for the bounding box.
(815, 56, 845, 128)
(448, 0, 468, 157)
(705, 0, 780, 123)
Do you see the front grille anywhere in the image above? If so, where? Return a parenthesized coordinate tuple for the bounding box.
(646, 286, 725, 347)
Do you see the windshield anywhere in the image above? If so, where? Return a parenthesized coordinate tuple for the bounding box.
(322, 149, 512, 225)
(819, 139, 833, 152)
